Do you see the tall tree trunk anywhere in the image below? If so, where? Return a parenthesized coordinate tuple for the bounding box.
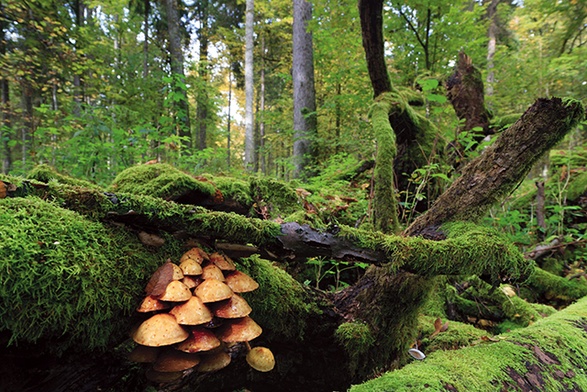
(243, 0, 255, 171)
(227, 68, 232, 169)
(0, 3, 11, 173)
(165, 0, 191, 146)
(486, 0, 499, 99)
(72, 0, 85, 117)
(142, 0, 150, 78)
(196, 0, 209, 151)
(259, 35, 266, 174)
(292, 0, 317, 179)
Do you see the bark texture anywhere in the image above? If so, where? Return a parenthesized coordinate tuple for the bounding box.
(243, 0, 255, 170)
(406, 97, 585, 237)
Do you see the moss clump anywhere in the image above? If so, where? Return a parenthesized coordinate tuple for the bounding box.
(335, 322, 376, 374)
(351, 296, 587, 391)
(0, 196, 178, 352)
(236, 255, 321, 340)
(109, 163, 216, 200)
(249, 177, 301, 218)
(203, 175, 254, 207)
(418, 315, 488, 352)
(27, 164, 100, 189)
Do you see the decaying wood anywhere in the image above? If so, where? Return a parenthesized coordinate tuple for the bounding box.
(406, 97, 585, 237)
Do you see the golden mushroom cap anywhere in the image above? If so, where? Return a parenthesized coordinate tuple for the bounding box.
(131, 313, 189, 347)
(212, 294, 252, 319)
(179, 258, 203, 276)
(194, 278, 233, 303)
(153, 349, 201, 372)
(217, 316, 262, 343)
(159, 280, 192, 302)
(201, 264, 225, 281)
(180, 247, 207, 264)
(246, 346, 275, 372)
(209, 252, 236, 271)
(136, 295, 171, 313)
(224, 271, 259, 293)
(175, 327, 221, 353)
(182, 275, 202, 289)
(196, 350, 231, 373)
(168, 296, 213, 325)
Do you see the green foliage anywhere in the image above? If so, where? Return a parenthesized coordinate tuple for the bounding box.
(305, 257, 369, 291)
(335, 322, 376, 374)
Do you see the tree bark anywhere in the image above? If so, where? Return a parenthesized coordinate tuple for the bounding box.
(244, 0, 255, 171)
(292, 0, 317, 179)
(196, 0, 209, 151)
(406, 97, 585, 237)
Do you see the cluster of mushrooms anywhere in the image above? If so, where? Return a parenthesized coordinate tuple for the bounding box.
(128, 247, 275, 383)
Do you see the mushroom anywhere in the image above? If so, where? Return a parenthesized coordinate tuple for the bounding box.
(145, 368, 183, 383)
(194, 278, 233, 303)
(196, 350, 232, 373)
(132, 313, 189, 347)
(201, 264, 225, 281)
(224, 270, 259, 293)
(209, 252, 236, 271)
(136, 295, 171, 313)
(182, 275, 201, 289)
(152, 349, 201, 372)
(168, 296, 213, 325)
(216, 316, 262, 343)
(175, 327, 221, 353)
(211, 294, 252, 319)
(145, 262, 183, 297)
(246, 346, 275, 372)
(180, 247, 206, 264)
(159, 280, 192, 302)
(128, 345, 160, 363)
(179, 258, 203, 276)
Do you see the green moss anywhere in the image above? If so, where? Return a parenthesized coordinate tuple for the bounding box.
(335, 322, 376, 374)
(109, 163, 216, 200)
(565, 170, 587, 202)
(202, 175, 253, 207)
(27, 164, 100, 189)
(525, 267, 587, 302)
(418, 315, 488, 352)
(236, 255, 321, 340)
(0, 196, 181, 352)
(351, 296, 587, 391)
(249, 177, 301, 218)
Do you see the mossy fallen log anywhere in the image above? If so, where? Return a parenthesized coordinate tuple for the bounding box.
(350, 295, 587, 392)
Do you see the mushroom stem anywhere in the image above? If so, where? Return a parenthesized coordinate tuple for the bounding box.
(244, 341, 252, 351)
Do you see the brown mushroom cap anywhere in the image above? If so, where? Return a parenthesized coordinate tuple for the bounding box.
(246, 346, 275, 372)
(224, 271, 259, 293)
(175, 327, 221, 353)
(132, 313, 189, 347)
(180, 247, 206, 264)
(209, 252, 236, 271)
(196, 350, 231, 373)
(179, 258, 203, 276)
(145, 368, 184, 383)
(145, 262, 180, 297)
(182, 275, 202, 289)
(194, 278, 233, 303)
(212, 294, 252, 319)
(201, 264, 225, 281)
(137, 295, 171, 313)
(159, 280, 192, 302)
(128, 345, 160, 363)
(168, 296, 213, 325)
(216, 316, 262, 342)
(152, 349, 201, 372)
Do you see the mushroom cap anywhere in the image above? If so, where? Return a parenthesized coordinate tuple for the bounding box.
(196, 350, 231, 373)
(153, 349, 201, 372)
(201, 264, 225, 281)
(195, 278, 233, 303)
(137, 295, 171, 313)
(159, 280, 192, 302)
(145, 262, 182, 297)
(209, 252, 236, 271)
(246, 346, 275, 372)
(212, 294, 252, 319)
(168, 296, 213, 325)
(132, 313, 189, 347)
(217, 316, 262, 342)
(171, 263, 184, 280)
(128, 345, 160, 363)
(179, 258, 203, 276)
(408, 348, 426, 360)
(224, 271, 259, 293)
(175, 327, 221, 353)
(180, 247, 206, 264)
(182, 275, 202, 289)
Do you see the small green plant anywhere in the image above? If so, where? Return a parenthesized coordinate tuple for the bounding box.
(305, 257, 369, 291)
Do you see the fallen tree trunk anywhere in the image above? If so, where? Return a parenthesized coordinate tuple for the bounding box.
(351, 295, 587, 392)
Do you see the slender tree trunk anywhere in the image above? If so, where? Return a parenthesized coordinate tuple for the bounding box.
(259, 35, 266, 174)
(143, 0, 150, 78)
(73, 0, 85, 117)
(292, 0, 317, 179)
(227, 69, 232, 169)
(196, 0, 209, 151)
(486, 0, 499, 98)
(243, 0, 255, 171)
(165, 0, 191, 146)
(0, 4, 11, 173)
